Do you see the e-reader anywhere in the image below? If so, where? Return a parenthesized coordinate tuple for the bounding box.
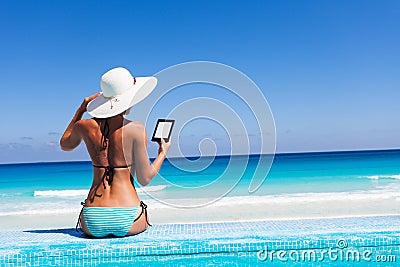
(151, 119, 175, 142)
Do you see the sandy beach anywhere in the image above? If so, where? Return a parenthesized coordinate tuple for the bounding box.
(2, 193, 399, 231)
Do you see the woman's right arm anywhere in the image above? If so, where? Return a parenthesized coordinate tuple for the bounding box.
(133, 124, 170, 186)
(60, 92, 100, 151)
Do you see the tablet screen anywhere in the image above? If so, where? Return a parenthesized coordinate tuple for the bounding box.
(151, 119, 175, 142)
(154, 121, 173, 139)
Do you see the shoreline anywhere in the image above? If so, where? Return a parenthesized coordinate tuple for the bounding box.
(1, 190, 399, 230)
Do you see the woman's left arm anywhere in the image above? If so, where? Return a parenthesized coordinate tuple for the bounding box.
(60, 93, 100, 151)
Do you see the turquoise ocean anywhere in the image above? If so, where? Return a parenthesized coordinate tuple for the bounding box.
(0, 149, 400, 228)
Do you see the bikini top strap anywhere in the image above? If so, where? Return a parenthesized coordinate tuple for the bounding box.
(101, 118, 110, 150)
(92, 164, 133, 169)
(94, 117, 135, 186)
(92, 164, 133, 187)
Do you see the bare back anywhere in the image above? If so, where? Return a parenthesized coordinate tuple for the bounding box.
(77, 115, 144, 207)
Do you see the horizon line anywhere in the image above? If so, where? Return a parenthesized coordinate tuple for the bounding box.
(1, 147, 399, 166)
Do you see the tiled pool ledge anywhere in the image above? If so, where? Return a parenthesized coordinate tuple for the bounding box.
(1, 215, 399, 266)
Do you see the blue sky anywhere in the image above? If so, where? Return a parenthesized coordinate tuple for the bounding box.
(0, 0, 399, 163)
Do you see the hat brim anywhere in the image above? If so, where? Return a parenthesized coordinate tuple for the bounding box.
(87, 77, 157, 118)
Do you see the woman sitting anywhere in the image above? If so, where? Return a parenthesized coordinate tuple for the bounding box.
(60, 67, 170, 237)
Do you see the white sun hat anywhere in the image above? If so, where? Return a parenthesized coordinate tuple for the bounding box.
(87, 67, 157, 118)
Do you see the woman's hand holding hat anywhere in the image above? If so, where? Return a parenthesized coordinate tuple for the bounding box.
(80, 92, 101, 112)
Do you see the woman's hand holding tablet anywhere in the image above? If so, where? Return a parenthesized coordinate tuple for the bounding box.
(151, 119, 175, 143)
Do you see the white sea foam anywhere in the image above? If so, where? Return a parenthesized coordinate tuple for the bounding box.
(2, 188, 399, 217)
(134, 188, 400, 210)
(365, 174, 400, 180)
(0, 208, 79, 216)
(34, 190, 88, 197)
(0, 201, 81, 216)
(137, 185, 168, 192)
(33, 185, 167, 197)
(0, 192, 26, 198)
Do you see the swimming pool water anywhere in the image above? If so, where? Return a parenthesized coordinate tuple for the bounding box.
(1, 215, 399, 266)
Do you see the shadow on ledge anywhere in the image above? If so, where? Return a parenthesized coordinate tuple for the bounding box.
(23, 228, 137, 239)
(24, 228, 88, 238)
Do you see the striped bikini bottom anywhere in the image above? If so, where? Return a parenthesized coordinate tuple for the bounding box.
(81, 201, 151, 237)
